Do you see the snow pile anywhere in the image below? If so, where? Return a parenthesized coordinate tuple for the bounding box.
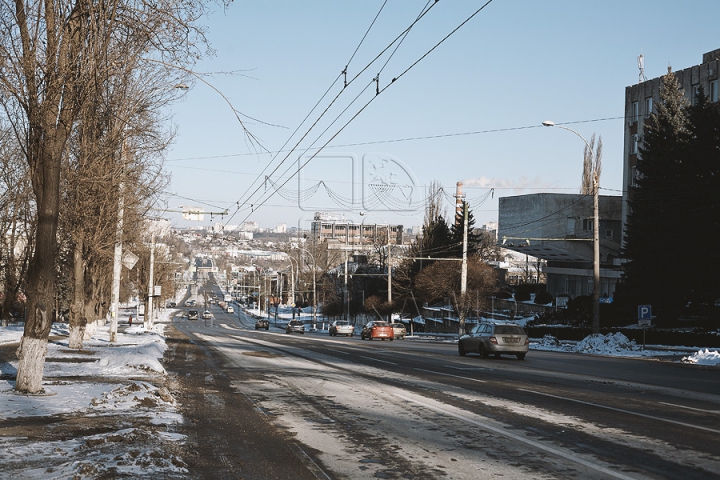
(575, 332, 639, 355)
(682, 349, 720, 366)
(97, 337, 168, 374)
(533, 335, 573, 352)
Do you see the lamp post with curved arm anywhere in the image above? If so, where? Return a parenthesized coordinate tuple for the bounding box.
(297, 247, 317, 329)
(286, 255, 298, 307)
(542, 120, 601, 334)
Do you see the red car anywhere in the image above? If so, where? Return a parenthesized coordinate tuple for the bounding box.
(360, 321, 394, 341)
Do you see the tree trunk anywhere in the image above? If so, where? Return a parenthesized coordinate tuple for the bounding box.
(68, 241, 87, 349)
(16, 160, 60, 392)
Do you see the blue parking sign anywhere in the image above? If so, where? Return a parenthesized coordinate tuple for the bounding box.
(638, 305, 652, 320)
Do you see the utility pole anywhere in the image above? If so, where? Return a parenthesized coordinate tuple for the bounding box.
(146, 234, 155, 330)
(459, 202, 468, 336)
(387, 226, 392, 323)
(345, 249, 350, 321)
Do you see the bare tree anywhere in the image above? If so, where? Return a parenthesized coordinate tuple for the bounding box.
(581, 134, 602, 195)
(0, 0, 223, 393)
(414, 256, 496, 332)
(0, 126, 34, 326)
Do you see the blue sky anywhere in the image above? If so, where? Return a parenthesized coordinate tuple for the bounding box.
(163, 1, 720, 231)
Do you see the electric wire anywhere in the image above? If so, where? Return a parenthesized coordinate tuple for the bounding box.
(225, 2, 443, 224)
(235, 1, 496, 225)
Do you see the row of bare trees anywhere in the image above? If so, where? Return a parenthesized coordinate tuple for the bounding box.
(0, 0, 225, 393)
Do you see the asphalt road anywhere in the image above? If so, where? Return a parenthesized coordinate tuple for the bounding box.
(170, 298, 720, 480)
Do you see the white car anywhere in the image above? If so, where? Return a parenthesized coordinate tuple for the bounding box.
(226, 306, 234, 313)
(329, 320, 354, 337)
(202, 310, 213, 320)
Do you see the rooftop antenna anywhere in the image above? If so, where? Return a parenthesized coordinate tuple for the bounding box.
(638, 53, 647, 82)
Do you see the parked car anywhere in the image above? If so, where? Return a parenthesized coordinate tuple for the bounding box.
(458, 321, 529, 360)
(255, 318, 269, 330)
(166, 302, 177, 308)
(360, 321, 394, 341)
(389, 322, 406, 339)
(185, 300, 193, 307)
(329, 320, 354, 337)
(226, 306, 234, 314)
(286, 320, 305, 334)
(187, 310, 199, 320)
(202, 310, 213, 320)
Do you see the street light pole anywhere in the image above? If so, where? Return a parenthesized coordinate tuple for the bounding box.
(298, 247, 317, 329)
(542, 120, 601, 334)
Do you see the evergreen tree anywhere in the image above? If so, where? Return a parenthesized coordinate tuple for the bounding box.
(449, 200, 484, 258)
(617, 67, 720, 323)
(684, 88, 720, 311)
(619, 68, 690, 322)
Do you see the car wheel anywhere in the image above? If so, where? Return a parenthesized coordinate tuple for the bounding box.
(479, 344, 489, 358)
(494, 353, 501, 358)
(516, 353, 526, 360)
(389, 337, 393, 341)
(458, 342, 466, 356)
(265, 326, 269, 330)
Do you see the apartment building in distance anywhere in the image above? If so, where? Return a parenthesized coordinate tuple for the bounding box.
(310, 212, 403, 250)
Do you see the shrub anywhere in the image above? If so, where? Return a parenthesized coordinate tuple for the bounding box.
(515, 290, 531, 302)
(534, 291, 554, 305)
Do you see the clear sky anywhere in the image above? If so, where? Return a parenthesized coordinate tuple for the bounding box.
(162, 1, 720, 232)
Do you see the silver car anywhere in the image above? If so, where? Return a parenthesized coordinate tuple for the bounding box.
(329, 320, 354, 337)
(389, 322, 406, 339)
(458, 322, 529, 360)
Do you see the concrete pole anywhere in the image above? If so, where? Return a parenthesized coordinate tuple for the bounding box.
(593, 175, 601, 334)
(459, 202, 468, 336)
(110, 180, 124, 343)
(146, 234, 155, 330)
(387, 226, 392, 323)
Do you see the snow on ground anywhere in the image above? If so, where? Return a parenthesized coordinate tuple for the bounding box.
(0, 307, 184, 478)
(1, 305, 717, 477)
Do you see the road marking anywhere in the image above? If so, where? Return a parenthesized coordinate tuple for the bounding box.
(359, 356, 398, 365)
(659, 401, 720, 415)
(394, 392, 639, 480)
(414, 368, 487, 383)
(520, 388, 720, 434)
(447, 365, 492, 371)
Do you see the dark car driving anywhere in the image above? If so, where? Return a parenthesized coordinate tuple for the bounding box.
(187, 309, 199, 321)
(255, 318, 269, 330)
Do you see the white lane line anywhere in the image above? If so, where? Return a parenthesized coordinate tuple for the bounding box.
(659, 402, 720, 415)
(520, 388, 720, 434)
(394, 393, 638, 480)
(414, 368, 487, 383)
(447, 365, 492, 371)
(359, 356, 398, 365)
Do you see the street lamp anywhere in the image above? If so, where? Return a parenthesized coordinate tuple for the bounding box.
(542, 120, 601, 334)
(297, 247, 317, 329)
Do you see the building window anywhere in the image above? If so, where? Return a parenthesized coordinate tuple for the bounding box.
(692, 85, 701, 105)
(631, 101, 639, 123)
(645, 97, 653, 117)
(711, 80, 719, 102)
(630, 134, 639, 155)
(583, 218, 594, 232)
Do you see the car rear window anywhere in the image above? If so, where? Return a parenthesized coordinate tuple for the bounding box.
(495, 326, 525, 335)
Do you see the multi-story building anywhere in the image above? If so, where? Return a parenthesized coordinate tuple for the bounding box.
(622, 48, 720, 242)
(498, 193, 622, 299)
(310, 212, 403, 249)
